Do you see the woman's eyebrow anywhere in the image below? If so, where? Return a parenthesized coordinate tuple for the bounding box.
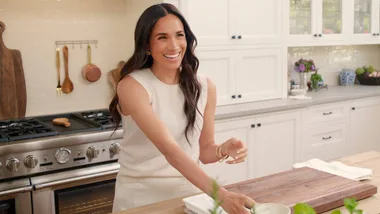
(154, 30, 185, 38)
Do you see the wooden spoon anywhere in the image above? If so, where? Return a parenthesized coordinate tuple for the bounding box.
(62, 46, 74, 94)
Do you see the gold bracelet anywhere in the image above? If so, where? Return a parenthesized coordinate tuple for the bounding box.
(216, 144, 229, 163)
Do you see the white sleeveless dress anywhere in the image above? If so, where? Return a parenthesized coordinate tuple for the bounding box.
(112, 68, 208, 212)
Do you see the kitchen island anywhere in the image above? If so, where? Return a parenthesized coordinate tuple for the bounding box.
(112, 151, 380, 214)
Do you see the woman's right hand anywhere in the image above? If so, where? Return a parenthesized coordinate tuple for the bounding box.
(219, 190, 255, 214)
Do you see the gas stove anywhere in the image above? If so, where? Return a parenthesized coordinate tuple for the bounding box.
(0, 118, 58, 142)
(76, 109, 122, 130)
(0, 109, 123, 181)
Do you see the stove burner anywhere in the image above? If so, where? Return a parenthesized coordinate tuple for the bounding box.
(78, 110, 121, 129)
(0, 118, 58, 141)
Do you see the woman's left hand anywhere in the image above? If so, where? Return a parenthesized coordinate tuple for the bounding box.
(221, 138, 248, 164)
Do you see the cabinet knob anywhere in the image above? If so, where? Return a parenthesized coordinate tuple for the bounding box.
(257, 123, 261, 127)
(319, 34, 322, 37)
(238, 94, 242, 98)
(314, 34, 318, 37)
(323, 112, 332, 116)
(322, 136, 332, 140)
(352, 107, 356, 110)
(231, 95, 236, 99)
(377, 33, 379, 36)
(231, 35, 236, 39)
(373, 33, 377, 36)
(251, 124, 255, 128)
(238, 35, 242, 39)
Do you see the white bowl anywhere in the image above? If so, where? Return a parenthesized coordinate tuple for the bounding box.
(253, 203, 291, 214)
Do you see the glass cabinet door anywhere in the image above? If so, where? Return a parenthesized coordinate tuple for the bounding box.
(354, 0, 372, 34)
(290, 0, 313, 35)
(322, 0, 342, 34)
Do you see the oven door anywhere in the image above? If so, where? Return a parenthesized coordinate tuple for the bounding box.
(0, 178, 33, 214)
(31, 162, 119, 214)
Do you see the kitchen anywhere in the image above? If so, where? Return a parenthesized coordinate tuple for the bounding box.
(0, 0, 380, 213)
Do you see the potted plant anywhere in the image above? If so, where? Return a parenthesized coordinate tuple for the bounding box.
(310, 72, 323, 90)
(294, 58, 316, 89)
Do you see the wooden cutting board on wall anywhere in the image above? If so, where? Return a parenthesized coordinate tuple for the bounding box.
(225, 167, 377, 213)
(0, 21, 27, 120)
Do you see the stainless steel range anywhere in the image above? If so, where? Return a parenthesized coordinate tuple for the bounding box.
(0, 109, 123, 214)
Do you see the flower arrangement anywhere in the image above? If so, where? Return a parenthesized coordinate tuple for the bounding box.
(294, 58, 316, 73)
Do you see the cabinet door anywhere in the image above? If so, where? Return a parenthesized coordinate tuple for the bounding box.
(232, 0, 282, 45)
(287, 0, 320, 45)
(249, 111, 301, 178)
(234, 48, 282, 104)
(348, 0, 380, 43)
(184, 0, 234, 46)
(348, 97, 380, 154)
(316, 0, 347, 43)
(196, 50, 236, 106)
(200, 119, 251, 186)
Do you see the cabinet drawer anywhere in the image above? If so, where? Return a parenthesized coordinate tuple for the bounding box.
(303, 102, 349, 124)
(303, 122, 348, 161)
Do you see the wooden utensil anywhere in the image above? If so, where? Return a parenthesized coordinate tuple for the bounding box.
(82, 44, 101, 82)
(62, 46, 74, 94)
(108, 60, 125, 90)
(225, 167, 377, 213)
(0, 21, 27, 120)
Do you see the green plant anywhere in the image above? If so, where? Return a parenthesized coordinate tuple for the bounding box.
(209, 179, 223, 214)
(294, 198, 363, 214)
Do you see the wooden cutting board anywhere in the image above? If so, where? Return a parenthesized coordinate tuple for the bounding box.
(224, 167, 377, 213)
(0, 21, 27, 120)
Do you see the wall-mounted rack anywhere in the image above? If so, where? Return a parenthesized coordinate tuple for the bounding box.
(55, 40, 98, 49)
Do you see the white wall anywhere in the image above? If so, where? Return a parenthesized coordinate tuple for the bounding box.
(0, 0, 160, 117)
(288, 45, 380, 86)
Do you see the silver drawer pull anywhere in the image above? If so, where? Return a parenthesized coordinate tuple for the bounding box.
(322, 136, 332, 140)
(323, 112, 333, 115)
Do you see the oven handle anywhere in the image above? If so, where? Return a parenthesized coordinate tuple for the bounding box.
(34, 169, 118, 190)
(0, 186, 33, 197)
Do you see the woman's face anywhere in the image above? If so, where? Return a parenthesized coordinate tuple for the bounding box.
(149, 14, 187, 72)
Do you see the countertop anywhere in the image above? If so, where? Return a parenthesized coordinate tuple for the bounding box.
(112, 150, 380, 214)
(215, 85, 380, 120)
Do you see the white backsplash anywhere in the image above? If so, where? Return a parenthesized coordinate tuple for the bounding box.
(288, 45, 380, 86)
(0, 0, 159, 117)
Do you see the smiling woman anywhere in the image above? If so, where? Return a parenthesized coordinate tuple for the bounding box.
(108, 3, 253, 214)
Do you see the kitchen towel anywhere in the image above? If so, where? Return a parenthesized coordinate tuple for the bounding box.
(293, 158, 373, 181)
(183, 193, 227, 214)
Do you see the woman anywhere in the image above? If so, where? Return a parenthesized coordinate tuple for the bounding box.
(109, 3, 254, 214)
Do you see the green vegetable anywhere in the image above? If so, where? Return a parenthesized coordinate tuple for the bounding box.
(294, 203, 316, 214)
(356, 67, 365, 76)
(368, 65, 375, 73)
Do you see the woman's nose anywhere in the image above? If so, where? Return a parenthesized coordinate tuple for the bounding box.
(168, 38, 180, 50)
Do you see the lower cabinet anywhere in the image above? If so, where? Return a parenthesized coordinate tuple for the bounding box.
(200, 110, 301, 185)
(348, 97, 380, 154)
(202, 96, 380, 185)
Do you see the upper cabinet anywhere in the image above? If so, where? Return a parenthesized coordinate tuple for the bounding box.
(286, 0, 380, 46)
(181, 0, 283, 47)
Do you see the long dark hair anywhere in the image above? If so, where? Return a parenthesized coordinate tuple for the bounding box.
(109, 3, 201, 142)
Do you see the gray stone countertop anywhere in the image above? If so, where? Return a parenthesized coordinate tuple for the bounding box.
(215, 85, 380, 120)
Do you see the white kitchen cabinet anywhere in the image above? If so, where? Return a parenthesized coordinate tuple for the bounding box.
(196, 47, 283, 106)
(301, 102, 350, 161)
(248, 111, 301, 178)
(200, 118, 251, 186)
(347, 97, 380, 154)
(201, 110, 301, 185)
(286, 0, 380, 46)
(182, 0, 282, 47)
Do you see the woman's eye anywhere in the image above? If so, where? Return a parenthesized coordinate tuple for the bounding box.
(158, 36, 166, 40)
(177, 34, 185, 37)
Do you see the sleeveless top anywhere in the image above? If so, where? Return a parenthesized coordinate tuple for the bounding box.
(117, 68, 208, 178)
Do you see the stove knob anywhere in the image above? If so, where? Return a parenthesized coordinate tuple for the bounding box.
(87, 146, 99, 158)
(109, 143, 120, 155)
(6, 158, 20, 172)
(24, 155, 38, 168)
